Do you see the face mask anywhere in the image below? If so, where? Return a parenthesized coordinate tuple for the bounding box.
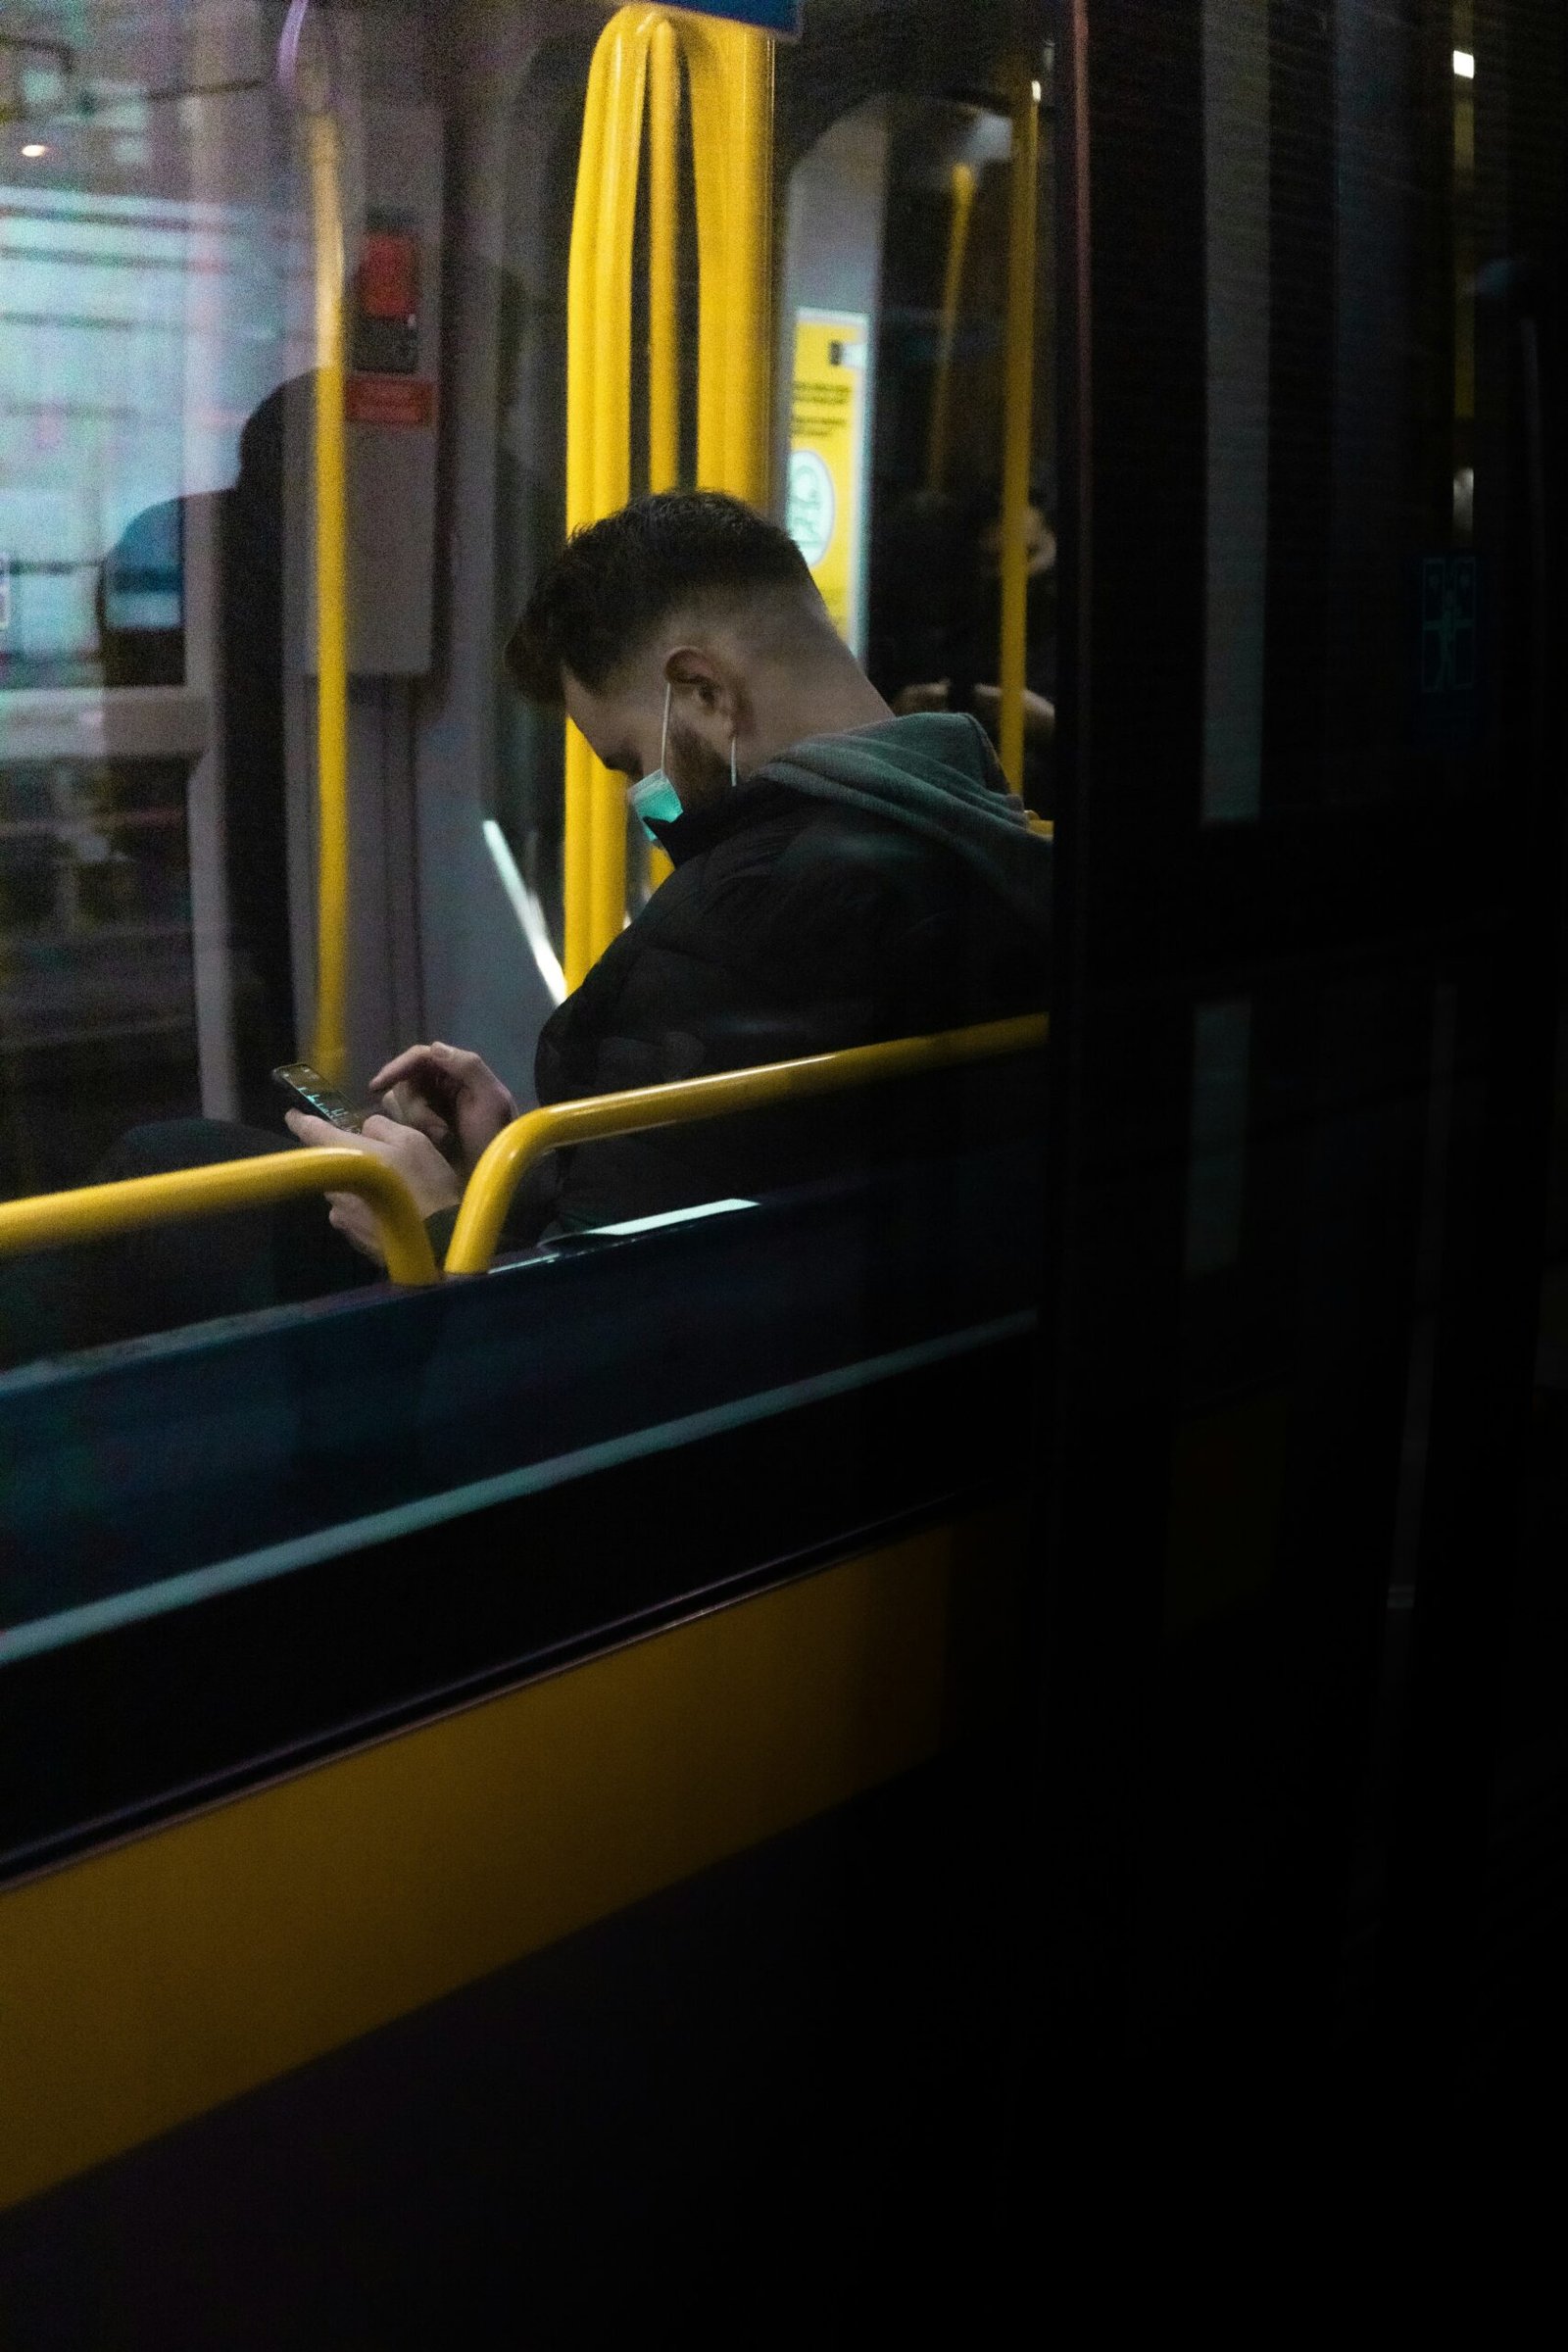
(627, 683, 738, 843)
(627, 684, 683, 841)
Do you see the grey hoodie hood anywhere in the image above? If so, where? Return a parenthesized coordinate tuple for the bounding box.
(757, 710, 1050, 930)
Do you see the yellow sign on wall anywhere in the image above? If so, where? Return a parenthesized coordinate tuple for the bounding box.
(787, 309, 869, 655)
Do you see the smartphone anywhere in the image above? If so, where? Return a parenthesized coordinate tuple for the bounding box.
(271, 1062, 366, 1132)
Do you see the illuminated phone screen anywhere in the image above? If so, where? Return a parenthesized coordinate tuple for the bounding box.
(271, 1064, 363, 1131)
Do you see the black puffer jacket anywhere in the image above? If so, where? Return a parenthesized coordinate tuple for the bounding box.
(497, 712, 1050, 1246)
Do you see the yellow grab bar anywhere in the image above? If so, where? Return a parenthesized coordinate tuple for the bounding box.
(563, 9, 774, 989)
(564, 17, 612, 992)
(712, 19, 773, 504)
(307, 105, 351, 1086)
(684, 24, 729, 493)
(648, 18, 681, 495)
(591, 17, 661, 964)
(0, 1151, 439, 1288)
(644, 18, 682, 898)
(681, 13, 773, 503)
(565, 7, 662, 989)
(999, 74, 1040, 797)
(927, 162, 977, 496)
(445, 1012, 1049, 1276)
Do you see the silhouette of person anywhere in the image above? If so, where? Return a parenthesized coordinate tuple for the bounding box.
(98, 379, 301, 1127)
(871, 483, 1055, 813)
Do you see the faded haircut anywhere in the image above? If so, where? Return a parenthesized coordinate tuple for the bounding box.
(505, 490, 820, 702)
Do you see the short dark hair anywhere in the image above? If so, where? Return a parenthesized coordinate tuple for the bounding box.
(505, 490, 816, 702)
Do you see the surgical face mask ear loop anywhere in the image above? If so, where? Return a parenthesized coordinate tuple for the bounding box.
(627, 680, 683, 840)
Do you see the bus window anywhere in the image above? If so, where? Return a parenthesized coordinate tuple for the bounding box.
(1, 0, 1054, 1376)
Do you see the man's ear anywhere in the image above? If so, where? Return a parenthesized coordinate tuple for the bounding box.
(663, 644, 741, 724)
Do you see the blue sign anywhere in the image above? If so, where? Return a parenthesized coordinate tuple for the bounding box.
(676, 1, 804, 32)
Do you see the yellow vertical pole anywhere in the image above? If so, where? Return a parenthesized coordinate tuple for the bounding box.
(564, 37, 610, 992)
(644, 19, 681, 899)
(685, 19, 772, 505)
(563, 8, 772, 976)
(586, 22, 653, 966)
(648, 19, 681, 495)
(998, 76, 1039, 796)
(721, 24, 773, 508)
(926, 162, 976, 496)
(685, 29, 729, 489)
(307, 106, 350, 1084)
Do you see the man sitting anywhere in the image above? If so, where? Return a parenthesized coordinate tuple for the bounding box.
(1, 492, 1049, 1363)
(294, 489, 1051, 1266)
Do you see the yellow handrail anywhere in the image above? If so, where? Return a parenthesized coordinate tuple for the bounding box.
(307, 105, 350, 1086)
(644, 20, 682, 898)
(926, 162, 976, 495)
(0, 1012, 1049, 1295)
(565, 6, 659, 991)
(682, 14, 773, 504)
(686, 21, 730, 497)
(563, 6, 774, 991)
(563, 18, 612, 991)
(445, 1011, 1049, 1276)
(0, 1151, 438, 1288)
(648, 18, 681, 497)
(999, 74, 1040, 797)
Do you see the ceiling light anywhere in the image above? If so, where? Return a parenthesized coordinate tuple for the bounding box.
(1031, 78, 1042, 102)
(22, 141, 50, 159)
(1452, 49, 1475, 78)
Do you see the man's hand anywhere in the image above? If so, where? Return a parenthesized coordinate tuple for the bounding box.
(367, 1041, 517, 1172)
(285, 1111, 463, 1266)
